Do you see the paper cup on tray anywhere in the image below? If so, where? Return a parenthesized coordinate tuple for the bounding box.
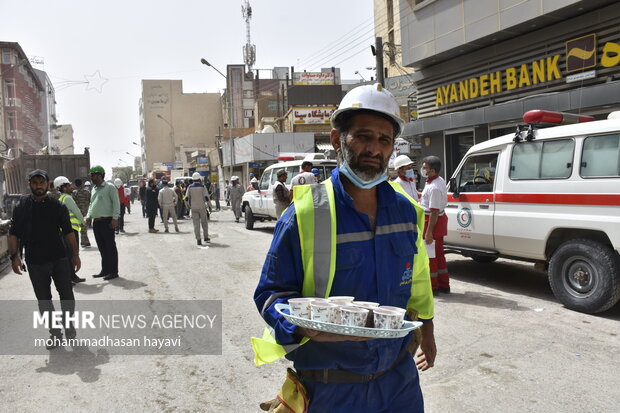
(288, 297, 314, 319)
(373, 308, 404, 330)
(327, 296, 355, 305)
(311, 301, 339, 324)
(340, 306, 369, 327)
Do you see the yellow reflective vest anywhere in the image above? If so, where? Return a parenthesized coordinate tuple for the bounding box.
(59, 193, 82, 232)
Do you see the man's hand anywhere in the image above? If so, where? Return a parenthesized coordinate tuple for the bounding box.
(424, 230, 434, 245)
(11, 256, 23, 275)
(416, 321, 437, 371)
(72, 255, 81, 273)
(297, 326, 373, 342)
(110, 219, 118, 229)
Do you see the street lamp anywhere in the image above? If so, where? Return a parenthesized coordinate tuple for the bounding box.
(156, 114, 176, 167)
(354, 70, 367, 82)
(200, 57, 234, 180)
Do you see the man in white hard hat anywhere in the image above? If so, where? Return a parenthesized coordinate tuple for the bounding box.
(254, 83, 435, 412)
(186, 172, 210, 245)
(228, 176, 245, 223)
(393, 154, 419, 202)
(55, 176, 86, 284)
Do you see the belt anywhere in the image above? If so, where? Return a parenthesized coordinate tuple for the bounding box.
(93, 217, 112, 221)
(297, 349, 410, 384)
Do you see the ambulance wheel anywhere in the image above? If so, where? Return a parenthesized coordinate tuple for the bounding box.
(548, 239, 620, 314)
(471, 254, 498, 264)
(245, 206, 255, 230)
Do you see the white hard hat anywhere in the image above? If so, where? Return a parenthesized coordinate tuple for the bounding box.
(231, 175, 239, 181)
(331, 83, 404, 138)
(84, 181, 91, 186)
(114, 178, 123, 188)
(394, 154, 414, 170)
(54, 176, 70, 188)
(192, 172, 202, 181)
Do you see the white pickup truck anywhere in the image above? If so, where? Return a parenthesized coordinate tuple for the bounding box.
(242, 154, 337, 229)
(444, 110, 620, 314)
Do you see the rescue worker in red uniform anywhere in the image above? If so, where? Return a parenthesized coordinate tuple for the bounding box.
(420, 155, 450, 294)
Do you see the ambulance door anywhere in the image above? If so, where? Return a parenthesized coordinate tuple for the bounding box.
(445, 152, 499, 249)
(255, 170, 272, 215)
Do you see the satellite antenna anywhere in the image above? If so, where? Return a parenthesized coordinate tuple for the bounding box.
(241, 0, 256, 71)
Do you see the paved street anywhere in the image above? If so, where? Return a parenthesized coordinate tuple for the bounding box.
(0, 207, 619, 412)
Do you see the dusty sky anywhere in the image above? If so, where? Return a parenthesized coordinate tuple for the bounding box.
(0, 0, 376, 173)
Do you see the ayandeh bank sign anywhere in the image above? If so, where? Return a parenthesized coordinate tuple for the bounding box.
(435, 34, 620, 107)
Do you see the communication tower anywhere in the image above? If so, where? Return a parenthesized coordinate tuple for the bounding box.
(241, 1, 256, 71)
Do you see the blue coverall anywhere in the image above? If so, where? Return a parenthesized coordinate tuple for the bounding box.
(254, 168, 430, 412)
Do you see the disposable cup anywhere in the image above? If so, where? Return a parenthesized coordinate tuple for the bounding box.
(288, 297, 314, 319)
(327, 296, 355, 305)
(311, 301, 339, 324)
(373, 308, 404, 330)
(351, 301, 380, 309)
(340, 306, 369, 327)
(379, 306, 407, 316)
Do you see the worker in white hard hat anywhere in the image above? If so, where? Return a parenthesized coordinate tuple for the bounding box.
(113, 178, 129, 233)
(253, 83, 435, 412)
(55, 176, 86, 284)
(228, 176, 245, 222)
(393, 154, 420, 202)
(186, 172, 210, 245)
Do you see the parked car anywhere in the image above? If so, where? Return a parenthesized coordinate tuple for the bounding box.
(242, 153, 337, 229)
(444, 110, 620, 314)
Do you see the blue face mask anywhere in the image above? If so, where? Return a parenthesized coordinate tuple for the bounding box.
(404, 169, 414, 179)
(339, 162, 387, 189)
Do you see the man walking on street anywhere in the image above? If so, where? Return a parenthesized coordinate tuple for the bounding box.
(9, 169, 81, 348)
(420, 155, 450, 295)
(253, 84, 435, 412)
(73, 178, 91, 247)
(228, 176, 244, 222)
(186, 172, 210, 245)
(175, 181, 185, 218)
(212, 183, 221, 211)
(145, 179, 160, 233)
(85, 165, 120, 281)
(56, 176, 86, 284)
(272, 169, 290, 218)
(158, 179, 179, 233)
(114, 178, 129, 234)
(139, 181, 147, 218)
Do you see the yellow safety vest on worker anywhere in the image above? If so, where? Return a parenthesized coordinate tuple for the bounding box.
(251, 178, 433, 366)
(59, 193, 82, 232)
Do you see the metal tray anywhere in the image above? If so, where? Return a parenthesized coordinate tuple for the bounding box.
(275, 303, 422, 339)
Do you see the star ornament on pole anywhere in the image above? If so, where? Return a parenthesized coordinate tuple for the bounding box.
(84, 70, 109, 93)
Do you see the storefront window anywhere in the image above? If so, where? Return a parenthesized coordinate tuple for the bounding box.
(445, 131, 474, 178)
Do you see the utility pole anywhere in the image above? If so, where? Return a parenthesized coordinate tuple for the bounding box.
(375, 37, 385, 86)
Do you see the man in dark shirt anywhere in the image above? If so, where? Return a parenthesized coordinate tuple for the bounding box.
(145, 178, 160, 232)
(8, 169, 81, 349)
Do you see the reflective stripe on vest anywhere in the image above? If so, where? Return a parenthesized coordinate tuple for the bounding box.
(59, 194, 81, 232)
(251, 178, 433, 366)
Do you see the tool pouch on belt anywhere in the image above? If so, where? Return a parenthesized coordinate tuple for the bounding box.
(406, 308, 423, 356)
(259, 368, 309, 413)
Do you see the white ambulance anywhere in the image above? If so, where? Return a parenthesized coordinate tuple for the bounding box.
(445, 110, 620, 314)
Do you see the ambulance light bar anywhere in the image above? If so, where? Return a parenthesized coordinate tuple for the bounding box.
(523, 110, 595, 125)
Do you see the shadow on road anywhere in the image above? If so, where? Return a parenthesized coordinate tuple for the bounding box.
(448, 257, 620, 318)
(205, 242, 230, 248)
(35, 346, 110, 383)
(448, 257, 553, 300)
(73, 282, 107, 295)
(249, 227, 275, 234)
(106, 278, 148, 290)
(436, 290, 530, 311)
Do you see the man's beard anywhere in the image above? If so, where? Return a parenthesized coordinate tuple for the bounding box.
(340, 137, 389, 182)
(31, 188, 46, 196)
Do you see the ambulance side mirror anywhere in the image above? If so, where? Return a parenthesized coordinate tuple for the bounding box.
(449, 177, 460, 198)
